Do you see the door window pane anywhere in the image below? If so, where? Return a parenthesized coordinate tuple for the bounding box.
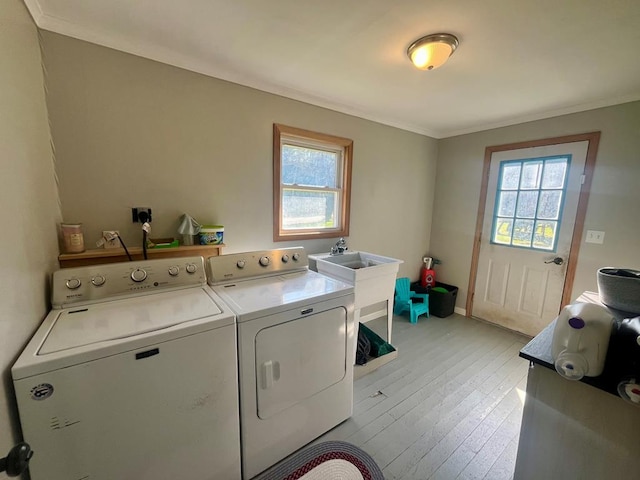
(533, 221, 557, 250)
(513, 219, 534, 247)
(516, 191, 539, 218)
(494, 218, 514, 245)
(538, 191, 562, 220)
(520, 161, 542, 189)
(491, 156, 570, 251)
(542, 160, 568, 189)
(498, 191, 517, 217)
(501, 164, 521, 190)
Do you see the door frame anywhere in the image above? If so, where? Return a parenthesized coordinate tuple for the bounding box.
(466, 132, 601, 318)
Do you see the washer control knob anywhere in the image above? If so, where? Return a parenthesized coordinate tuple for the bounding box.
(259, 256, 270, 267)
(282, 254, 289, 263)
(130, 268, 147, 282)
(237, 260, 246, 269)
(292, 253, 300, 261)
(91, 275, 106, 287)
(168, 266, 180, 276)
(185, 263, 197, 274)
(66, 278, 81, 290)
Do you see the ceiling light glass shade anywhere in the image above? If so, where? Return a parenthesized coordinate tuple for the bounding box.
(407, 33, 459, 70)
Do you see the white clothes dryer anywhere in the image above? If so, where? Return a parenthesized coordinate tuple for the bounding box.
(12, 257, 241, 480)
(207, 247, 355, 480)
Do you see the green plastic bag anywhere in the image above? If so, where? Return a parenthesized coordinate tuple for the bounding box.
(359, 323, 396, 357)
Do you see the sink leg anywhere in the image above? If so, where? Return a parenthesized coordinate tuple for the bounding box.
(386, 297, 393, 344)
(352, 308, 361, 366)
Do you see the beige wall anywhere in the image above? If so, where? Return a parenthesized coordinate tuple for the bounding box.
(0, 0, 61, 451)
(41, 32, 438, 279)
(430, 101, 640, 310)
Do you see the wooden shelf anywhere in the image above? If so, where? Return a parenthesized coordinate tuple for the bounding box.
(58, 244, 225, 268)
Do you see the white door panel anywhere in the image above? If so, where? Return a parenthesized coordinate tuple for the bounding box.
(255, 307, 347, 419)
(484, 259, 509, 306)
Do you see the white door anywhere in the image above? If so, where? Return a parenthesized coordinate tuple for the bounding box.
(473, 141, 588, 336)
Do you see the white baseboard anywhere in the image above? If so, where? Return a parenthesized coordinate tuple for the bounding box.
(454, 306, 467, 316)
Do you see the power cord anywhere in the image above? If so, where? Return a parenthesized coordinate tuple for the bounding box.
(137, 210, 151, 260)
(141, 222, 151, 260)
(117, 234, 133, 262)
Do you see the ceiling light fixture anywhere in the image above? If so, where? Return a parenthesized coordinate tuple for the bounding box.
(407, 33, 459, 70)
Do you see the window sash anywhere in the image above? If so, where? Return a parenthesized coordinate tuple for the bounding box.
(281, 186, 342, 233)
(281, 139, 344, 189)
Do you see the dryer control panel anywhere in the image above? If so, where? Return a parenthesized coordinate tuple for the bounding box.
(51, 256, 206, 308)
(207, 247, 308, 284)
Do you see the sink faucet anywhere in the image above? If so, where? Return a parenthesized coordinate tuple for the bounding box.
(330, 238, 348, 255)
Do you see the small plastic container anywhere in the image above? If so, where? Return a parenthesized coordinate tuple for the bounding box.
(61, 223, 85, 253)
(199, 225, 224, 245)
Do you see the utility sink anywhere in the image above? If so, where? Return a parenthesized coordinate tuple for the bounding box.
(309, 251, 403, 346)
(309, 251, 402, 284)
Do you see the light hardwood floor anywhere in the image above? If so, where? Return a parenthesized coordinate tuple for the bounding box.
(317, 313, 531, 480)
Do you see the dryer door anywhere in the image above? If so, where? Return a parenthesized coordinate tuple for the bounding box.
(255, 307, 347, 419)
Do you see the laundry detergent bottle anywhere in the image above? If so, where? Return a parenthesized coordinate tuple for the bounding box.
(551, 302, 614, 380)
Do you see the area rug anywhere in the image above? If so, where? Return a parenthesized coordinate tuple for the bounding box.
(254, 441, 384, 480)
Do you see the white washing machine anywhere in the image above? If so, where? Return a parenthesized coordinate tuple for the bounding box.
(207, 247, 355, 480)
(12, 256, 241, 480)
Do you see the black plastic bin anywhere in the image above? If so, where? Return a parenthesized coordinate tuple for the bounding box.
(411, 281, 459, 318)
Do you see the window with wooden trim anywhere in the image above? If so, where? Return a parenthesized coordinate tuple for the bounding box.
(273, 124, 353, 241)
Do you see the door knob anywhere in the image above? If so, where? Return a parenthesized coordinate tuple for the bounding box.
(545, 257, 564, 265)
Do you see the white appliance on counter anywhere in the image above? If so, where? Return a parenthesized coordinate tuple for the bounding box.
(12, 257, 241, 480)
(207, 247, 355, 480)
(551, 302, 614, 380)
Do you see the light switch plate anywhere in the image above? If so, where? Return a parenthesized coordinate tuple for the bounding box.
(586, 230, 605, 244)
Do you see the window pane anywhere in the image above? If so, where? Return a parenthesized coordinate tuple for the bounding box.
(282, 145, 338, 187)
(533, 221, 557, 250)
(520, 161, 542, 189)
(513, 219, 534, 247)
(282, 188, 338, 230)
(538, 190, 562, 220)
(493, 218, 513, 245)
(516, 191, 539, 218)
(542, 159, 568, 188)
(497, 191, 517, 217)
(501, 163, 521, 190)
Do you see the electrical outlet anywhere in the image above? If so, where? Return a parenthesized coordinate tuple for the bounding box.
(132, 207, 152, 223)
(102, 231, 120, 249)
